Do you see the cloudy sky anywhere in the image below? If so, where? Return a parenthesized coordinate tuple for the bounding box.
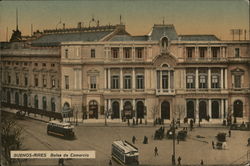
(0, 0, 249, 41)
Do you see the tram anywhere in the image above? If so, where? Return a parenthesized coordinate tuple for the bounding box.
(111, 140, 139, 165)
(47, 121, 75, 139)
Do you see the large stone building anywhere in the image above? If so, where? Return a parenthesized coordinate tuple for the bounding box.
(1, 22, 250, 123)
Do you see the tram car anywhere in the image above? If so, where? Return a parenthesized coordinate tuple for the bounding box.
(111, 140, 139, 165)
(47, 121, 75, 140)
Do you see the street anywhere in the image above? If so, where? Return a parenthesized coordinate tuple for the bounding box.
(14, 118, 249, 166)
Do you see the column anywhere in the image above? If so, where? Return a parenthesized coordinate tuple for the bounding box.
(208, 99, 212, 118)
(132, 68, 136, 90)
(225, 99, 228, 118)
(195, 68, 199, 89)
(208, 47, 211, 59)
(195, 46, 198, 59)
(196, 99, 199, 119)
(105, 99, 108, 114)
(74, 70, 77, 89)
(108, 99, 111, 117)
(120, 99, 123, 120)
(221, 99, 224, 119)
(132, 47, 135, 60)
(160, 71, 162, 92)
(120, 68, 123, 90)
(168, 71, 170, 92)
(104, 68, 106, 90)
(79, 69, 82, 90)
(225, 69, 228, 89)
(108, 68, 111, 89)
(208, 68, 211, 89)
(220, 68, 224, 89)
(133, 99, 136, 118)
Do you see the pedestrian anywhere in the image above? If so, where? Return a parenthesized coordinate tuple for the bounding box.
(228, 130, 231, 137)
(109, 159, 112, 166)
(177, 156, 181, 165)
(154, 146, 158, 156)
(190, 119, 194, 131)
(143, 136, 148, 144)
(212, 141, 215, 149)
(132, 136, 136, 144)
(58, 158, 64, 166)
(177, 135, 180, 144)
(200, 160, 204, 165)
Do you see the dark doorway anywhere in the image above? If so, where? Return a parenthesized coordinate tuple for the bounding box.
(34, 95, 39, 109)
(233, 100, 243, 117)
(212, 101, 220, 118)
(15, 92, 19, 105)
(161, 101, 170, 119)
(136, 101, 144, 118)
(199, 101, 207, 119)
(51, 98, 56, 112)
(124, 101, 133, 119)
(7, 91, 11, 103)
(89, 100, 98, 119)
(42, 96, 47, 110)
(112, 101, 120, 119)
(187, 101, 195, 118)
(23, 93, 28, 107)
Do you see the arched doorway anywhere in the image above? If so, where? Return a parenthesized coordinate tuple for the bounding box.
(136, 101, 144, 118)
(51, 98, 56, 112)
(7, 91, 11, 103)
(42, 96, 47, 110)
(199, 101, 207, 119)
(124, 101, 133, 119)
(112, 101, 120, 119)
(187, 101, 195, 118)
(23, 93, 28, 107)
(161, 101, 170, 119)
(233, 100, 243, 117)
(89, 100, 98, 119)
(212, 101, 220, 119)
(15, 92, 19, 105)
(34, 95, 39, 109)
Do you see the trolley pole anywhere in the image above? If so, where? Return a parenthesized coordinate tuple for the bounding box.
(172, 118, 176, 165)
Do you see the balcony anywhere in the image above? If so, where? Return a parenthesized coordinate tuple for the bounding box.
(156, 89, 175, 96)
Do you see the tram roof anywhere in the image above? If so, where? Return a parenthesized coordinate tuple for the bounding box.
(48, 120, 74, 129)
(113, 140, 138, 153)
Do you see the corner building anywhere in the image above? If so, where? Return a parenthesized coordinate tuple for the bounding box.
(1, 23, 250, 123)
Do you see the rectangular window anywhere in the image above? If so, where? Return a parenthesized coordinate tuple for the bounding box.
(8, 75, 11, 84)
(90, 76, 96, 89)
(111, 75, 119, 89)
(199, 48, 206, 58)
(136, 75, 144, 89)
(25, 75, 28, 86)
(212, 47, 218, 58)
(186, 75, 195, 88)
(34, 75, 38, 87)
(211, 75, 219, 88)
(199, 75, 207, 88)
(51, 63, 55, 67)
(111, 48, 119, 58)
(136, 48, 143, 58)
(16, 73, 19, 85)
(42, 75, 47, 87)
(124, 48, 131, 58)
(235, 48, 240, 58)
(24, 62, 28, 66)
(42, 63, 46, 67)
(187, 48, 193, 58)
(65, 49, 68, 59)
(162, 71, 168, 89)
(234, 75, 241, 88)
(91, 49, 95, 58)
(34, 63, 38, 66)
(124, 75, 131, 89)
(51, 77, 56, 88)
(65, 76, 69, 89)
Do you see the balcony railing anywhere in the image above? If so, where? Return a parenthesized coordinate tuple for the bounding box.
(156, 89, 175, 95)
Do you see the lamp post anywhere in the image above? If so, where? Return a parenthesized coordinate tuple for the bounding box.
(172, 118, 176, 165)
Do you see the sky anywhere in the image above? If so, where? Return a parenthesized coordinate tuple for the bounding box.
(0, 0, 249, 41)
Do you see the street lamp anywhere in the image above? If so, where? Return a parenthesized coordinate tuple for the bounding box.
(172, 118, 176, 165)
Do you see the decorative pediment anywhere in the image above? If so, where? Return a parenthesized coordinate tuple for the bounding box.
(87, 68, 99, 76)
(231, 67, 244, 75)
(153, 52, 177, 67)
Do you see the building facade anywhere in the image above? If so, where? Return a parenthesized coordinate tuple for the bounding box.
(1, 23, 250, 123)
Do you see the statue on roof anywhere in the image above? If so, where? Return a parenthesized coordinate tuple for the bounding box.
(10, 29, 22, 42)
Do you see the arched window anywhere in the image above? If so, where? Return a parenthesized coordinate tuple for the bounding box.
(7, 91, 11, 104)
(136, 101, 144, 118)
(89, 100, 98, 119)
(34, 95, 39, 109)
(212, 101, 220, 119)
(161, 101, 170, 119)
(42, 96, 47, 110)
(15, 92, 19, 105)
(161, 37, 169, 49)
(233, 100, 243, 117)
(23, 93, 28, 107)
(124, 101, 133, 119)
(186, 101, 195, 118)
(199, 101, 207, 119)
(112, 101, 120, 119)
(51, 98, 56, 112)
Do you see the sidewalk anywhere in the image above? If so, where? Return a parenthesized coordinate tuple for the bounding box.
(2, 107, 229, 128)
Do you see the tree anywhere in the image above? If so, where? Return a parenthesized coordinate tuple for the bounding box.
(150, 104, 159, 126)
(173, 105, 185, 120)
(1, 115, 23, 165)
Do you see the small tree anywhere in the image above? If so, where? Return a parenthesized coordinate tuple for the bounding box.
(150, 104, 159, 126)
(1, 116, 23, 165)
